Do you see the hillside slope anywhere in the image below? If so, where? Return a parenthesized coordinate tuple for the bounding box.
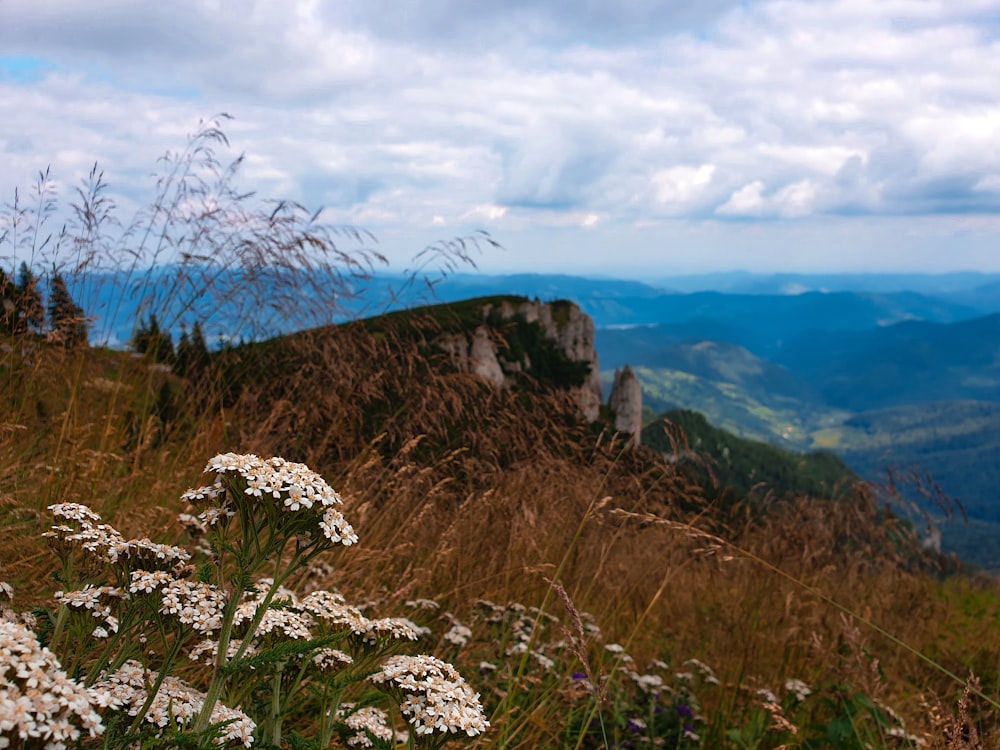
(642, 409, 857, 502)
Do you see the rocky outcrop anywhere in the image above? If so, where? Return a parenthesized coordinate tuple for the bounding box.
(608, 365, 643, 447)
(434, 298, 604, 421)
(436, 326, 505, 389)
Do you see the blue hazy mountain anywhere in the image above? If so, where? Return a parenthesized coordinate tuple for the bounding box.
(67, 267, 995, 348)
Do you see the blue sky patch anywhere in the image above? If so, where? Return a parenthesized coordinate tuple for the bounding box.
(0, 56, 54, 82)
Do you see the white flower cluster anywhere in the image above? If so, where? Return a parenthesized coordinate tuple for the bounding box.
(54, 586, 122, 636)
(473, 599, 561, 672)
(45, 503, 190, 569)
(404, 598, 440, 611)
(311, 648, 353, 672)
(294, 590, 423, 647)
(685, 658, 720, 686)
(631, 672, 664, 694)
(784, 678, 812, 702)
(184, 453, 358, 546)
(443, 622, 472, 647)
(126, 571, 227, 634)
(189, 637, 258, 665)
(0, 619, 104, 748)
(340, 705, 394, 747)
(160, 580, 227, 634)
(92, 660, 255, 747)
(0, 582, 16, 625)
(199, 583, 424, 659)
(371, 654, 489, 738)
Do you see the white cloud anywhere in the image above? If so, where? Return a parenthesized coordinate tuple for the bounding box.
(462, 204, 508, 222)
(774, 180, 818, 217)
(756, 145, 868, 176)
(652, 165, 716, 206)
(717, 181, 767, 216)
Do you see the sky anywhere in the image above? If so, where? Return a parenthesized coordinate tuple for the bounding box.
(2, 0, 1000, 279)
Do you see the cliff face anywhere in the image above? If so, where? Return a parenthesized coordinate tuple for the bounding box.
(435, 298, 604, 421)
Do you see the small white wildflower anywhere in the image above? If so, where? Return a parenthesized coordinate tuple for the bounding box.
(312, 648, 353, 671)
(685, 658, 720, 685)
(48, 502, 103, 523)
(189, 638, 257, 664)
(443, 623, 472, 647)
(371, 654, 489, 737)
(784, 678, 812, 702)
(342, 705, 394, 747)
(180, 482, 224, 505)
(320, 507, 358, 545)
(0, 619, 105, 743)
(129, 569, 174, 594)
(533, 651, 555, 671)
(200, 507, 235, 526)
(254, 608, 314, 640)
(93, 660, 255, 746)
(405, 598, 440, 611)
(159, 580, 226, 634)
(756, 688, 779, 704)
(359, 617, 421, 644)
(633, 673, 664, 693)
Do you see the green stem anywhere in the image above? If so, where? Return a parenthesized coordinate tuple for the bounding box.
(125, 633, 185, 735)
(193, 577, 246, 734)
(270, 660, 285, 747)
(193, 549, 302, 733)
(49, 603, 69, 654)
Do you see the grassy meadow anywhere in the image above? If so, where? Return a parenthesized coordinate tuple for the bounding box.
(3, 126, 1000, 748)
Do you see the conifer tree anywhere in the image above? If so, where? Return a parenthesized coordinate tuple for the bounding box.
(0, 268, 16, 334)
(47, 272, 88, 347)
(133, 314, 174, 363)
(0, 264, 45, 336)
(175, 320, 210, 378)
(14, 263, 44, 334)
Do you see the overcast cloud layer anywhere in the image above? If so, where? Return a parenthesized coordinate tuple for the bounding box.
(2, 0, 1000, 276)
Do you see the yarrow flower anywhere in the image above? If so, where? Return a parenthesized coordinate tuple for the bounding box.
(190, 453, 358, 546)
(632, 673, 664, 693)
(340, 705, 394, 747)
(685, 658, 720, 685)
(0, 619, 105, 747)
(312, 648, 354, 672)
(756, 687, 780, 705)
(159, 580, 227, 634)
(404, 598, 440, 611)
(92, 660, 255, 747)
(784, 678, 812, 702)
(443, 623, 472, 647)
(55, 585, 125, 619)
(371, 654, 489, 737)
(45, 504, 190, 573)
(189, 638, 258, 664)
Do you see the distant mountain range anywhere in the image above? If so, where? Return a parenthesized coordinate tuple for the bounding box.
(68, 267, 1000, 347)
